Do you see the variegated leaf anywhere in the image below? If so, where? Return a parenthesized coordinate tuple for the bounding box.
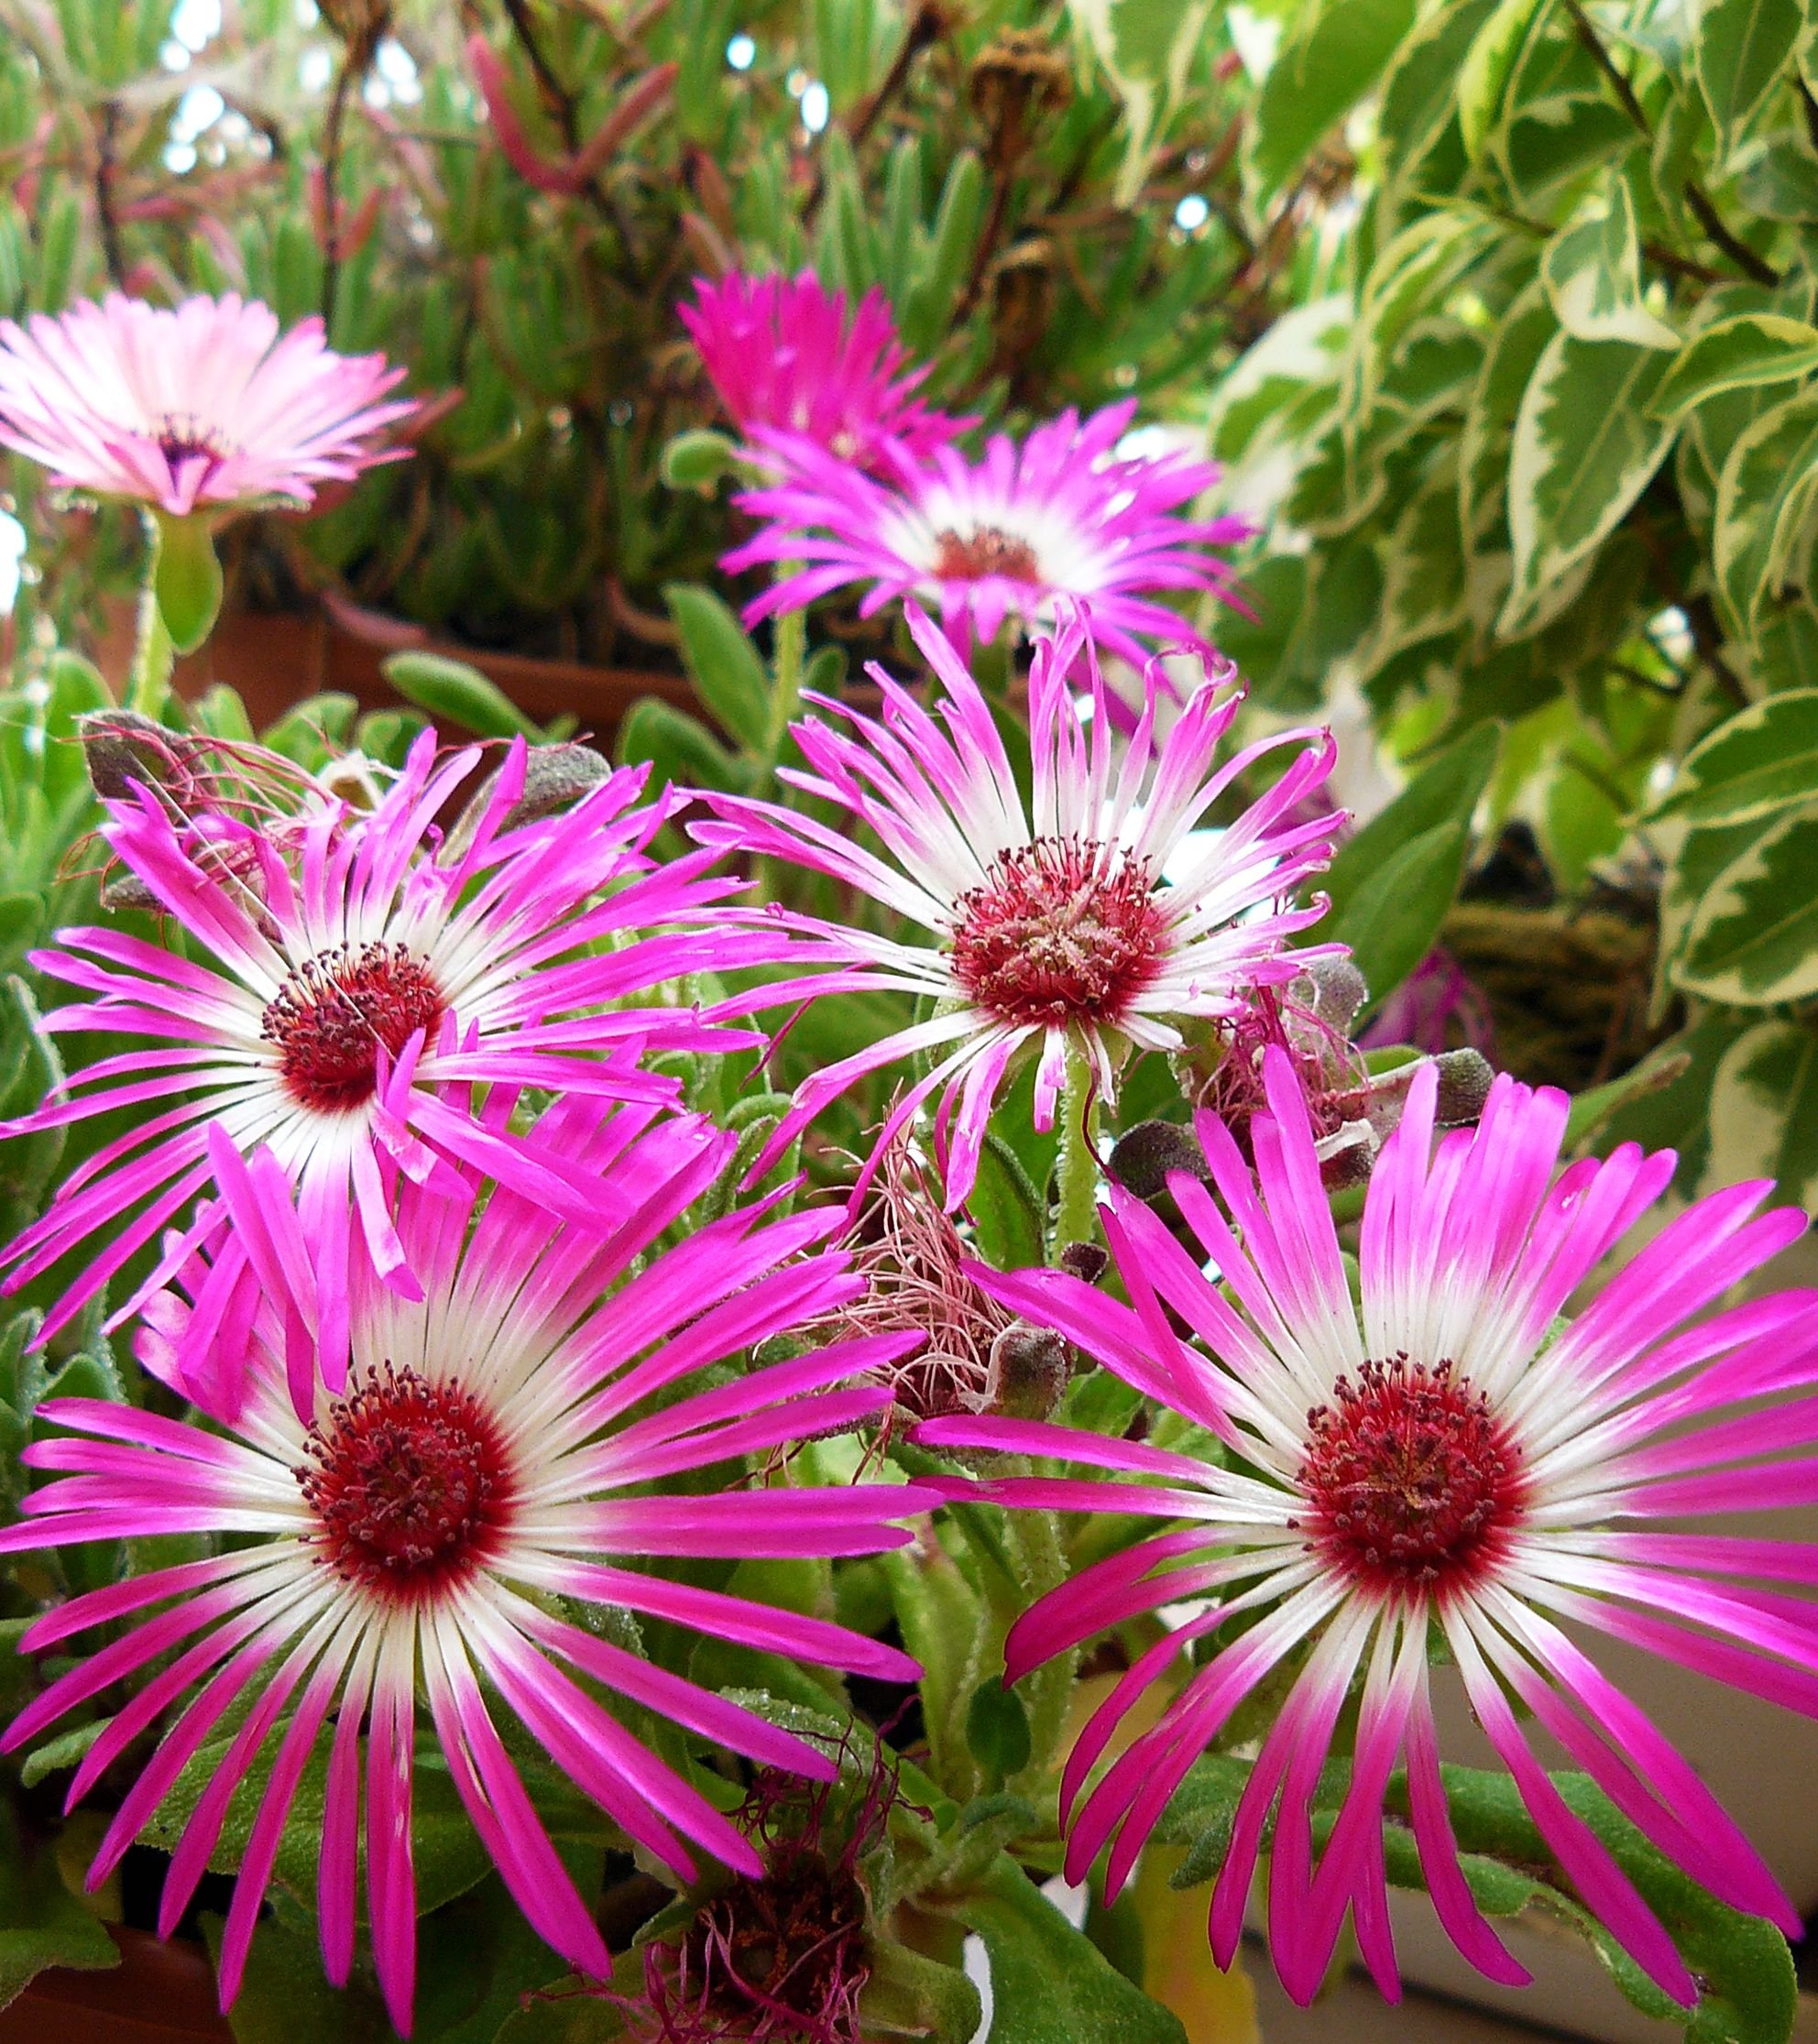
(1674, 805, 1818, 1004)
(1501, 331, 1679, 636)
(1540, 182, 1679, 349)
(1655, 689, 1818, 826)
(1704, 1018, 1818, 1208)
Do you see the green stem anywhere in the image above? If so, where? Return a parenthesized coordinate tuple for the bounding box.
(1004, 1503, 1076, 1785)
(761, 601, 805, 792)
(126, 519, 175, 718)
(755, 579, 806, 904)
(1052, 1038, 1101, 1259)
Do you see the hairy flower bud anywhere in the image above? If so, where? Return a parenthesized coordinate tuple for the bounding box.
(985, 1322, 1071, 1420)
(1108, 1120, 1209, 1201)
(78, 708, 183, 803)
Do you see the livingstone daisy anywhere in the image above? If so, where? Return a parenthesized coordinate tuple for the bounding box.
(917, 1051, 1818, 2007)
(0, 292, 412, 515)
(695, 607, 1338, 1210)
(1, 731, 753, 1393)
(0, 1099, 932, 2033)
(724, 399, 1251, 711)
(679, 270, 966, 470)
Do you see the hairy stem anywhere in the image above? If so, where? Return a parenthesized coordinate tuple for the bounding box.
(126, 521, 175, 718)
(1053, 1040, 1101, 1259)
(1003, 1503, 1075, 1786)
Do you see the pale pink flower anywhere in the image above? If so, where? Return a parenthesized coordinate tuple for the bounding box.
(918, 1053, 1818, 2008)
(0, 292, 412, 515)
(0, 1099, 932, 2033)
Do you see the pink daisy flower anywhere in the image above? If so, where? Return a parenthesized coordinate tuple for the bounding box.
(1, 732, 753, 1392)
(0, 292, 412, 516)
(679, 270, 967, 469)
(695, 607, 1338, 1210)
(916, 1051, 1818, 2008)
(723, 399, 1252, 705)
(0, 1099, 932, 2034)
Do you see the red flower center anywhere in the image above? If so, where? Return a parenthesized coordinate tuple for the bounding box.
(297, 1364, 510, 1598)
(932, 524, 1041, 583)
(948, 837, 1169, 1029)
(155, 415, 233, 469)
(1298, 1356, 1524, 1595)
(263, 943, 445, 1114)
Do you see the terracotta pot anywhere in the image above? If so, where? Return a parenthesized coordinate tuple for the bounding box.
(0, 1928, 230, 2043)
(94, 596, 695, 745)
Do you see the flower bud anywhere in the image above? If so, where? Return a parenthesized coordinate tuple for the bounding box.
(1109, 1119, 1208, 1200)
(78, 709, 182, 803)
(986, 1321, 1071, 1420)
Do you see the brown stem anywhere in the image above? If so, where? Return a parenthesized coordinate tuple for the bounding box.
(1564, 0, 1781, 289)
(1800, 71, 1818, 158)
(1681, 181, 1783, 287)
(804, 1, 946, 224)
(499, 0, 581, 150)
(94, 99, 126, 289)
(320, 52, 361, 330)
(1638, 235, 1725, 285)
(1561, 0, 1651, 137)
(1607, 658, 1685, 698)
(1680, 590, 1751, 705)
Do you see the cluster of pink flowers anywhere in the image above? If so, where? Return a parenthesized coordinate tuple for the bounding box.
(684, 270, 1252, 724)
(0, 275, 1815, 2041)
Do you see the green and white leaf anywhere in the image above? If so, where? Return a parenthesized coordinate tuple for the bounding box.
(1694, 0, 1802, 163)
(1705, 1018, 1818, 1209)
(1243, 0, 1418, 207)
(1361, 447, 1472, 674)
(1501, 332, 1679, 636)
(1458, 0, 1542, 160)
(1654, 690, 1818, 825)
(1674, 805, 1818, 1004)
(1714, 386, 1818, 630)
(1540, 183, 1679, 349)
(1649, 313, 1818, 419)
(1066, 0, 1214, 205)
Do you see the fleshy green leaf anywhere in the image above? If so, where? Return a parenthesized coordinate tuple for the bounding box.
(659, 428, 741, 492)
(0, 1804, 119, 2012)
(663, 585, 772, 753)
(938, 1859, 1187, 2044)
(1321, 720, 1502, 928)
(860, 1940, 985, 2044)
(616, 696, 746, 798)
(1324, 819, 1469, 1009)
(383, 651, 542, 740)
(967, 1133, 1046, 1271)
(1404, 1767, 1797, 2044)
(964, 1678, 1032, 1782)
